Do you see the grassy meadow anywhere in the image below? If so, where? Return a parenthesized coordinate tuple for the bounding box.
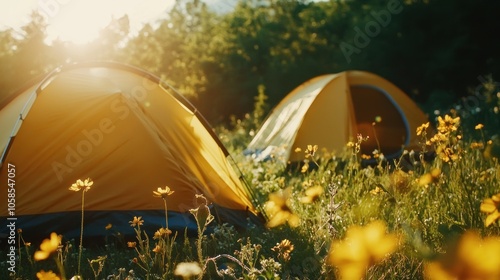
(2, 80, 500, 280)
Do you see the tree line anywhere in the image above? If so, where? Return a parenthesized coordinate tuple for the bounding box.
(1, 0, 499, 124)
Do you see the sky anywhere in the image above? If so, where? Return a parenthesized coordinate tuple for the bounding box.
(0, 0, 238, 44)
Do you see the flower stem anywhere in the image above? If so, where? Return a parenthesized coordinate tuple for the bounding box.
(163, 198, 169, 229)
(55, 255, 66, 280)
(78, 191, 85, 277)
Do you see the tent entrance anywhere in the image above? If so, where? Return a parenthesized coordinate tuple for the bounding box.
(350, 85, 407, 156)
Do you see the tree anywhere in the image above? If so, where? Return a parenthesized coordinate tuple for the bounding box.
(0, 12, 53, 105)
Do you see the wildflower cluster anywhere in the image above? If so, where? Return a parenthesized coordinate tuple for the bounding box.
(12, 111, 500, 280)
(124, 186, 178, 277)
(297, 144, 319, 173)
(128, 215, 177, 277)
(425, 114, 462, 163)
(346, 134, 369, 156)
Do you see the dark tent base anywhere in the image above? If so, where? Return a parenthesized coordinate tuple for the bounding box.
(0, 206, 263, 246)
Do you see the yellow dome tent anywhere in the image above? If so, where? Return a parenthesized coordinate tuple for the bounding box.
(246, 71, 429, 163)
(0, 62, 259, 239)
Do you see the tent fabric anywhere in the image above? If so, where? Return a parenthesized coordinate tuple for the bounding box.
(0, 62, 258, 239)
(246, 71, 429, 163)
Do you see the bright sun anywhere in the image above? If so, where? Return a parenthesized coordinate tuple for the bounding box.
(3, 0, 173, 45)
(46, 2, 111, 44)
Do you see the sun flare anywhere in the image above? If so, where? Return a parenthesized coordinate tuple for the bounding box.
(46, 3, 110, 45)
(3, 0, 172, 45)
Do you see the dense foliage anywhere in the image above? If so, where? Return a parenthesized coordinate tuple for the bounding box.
(1, 0, 499, 124)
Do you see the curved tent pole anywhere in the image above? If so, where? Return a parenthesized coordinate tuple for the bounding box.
(0, 66, 64, 166)
(0, 89, 37, 166)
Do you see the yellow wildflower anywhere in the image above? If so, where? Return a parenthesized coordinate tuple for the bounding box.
(153, 186, 175, 199)
(429, 133, 448, 144)
(299, 185, 324, 203)
(105, 223, 112, 230)
(305, 144, 318, 158)
(370, 186, 383, 195)
(475, 123, 484, 130)
(272, 239, 294, 262)
(437, 115, 460, 134)
(301, 179, 315, 188)
(372, 149, 382, 159)
(470, 142, 484, 149)
(328, 221, 398, 280)
(436, 146, 460, 163)
(425, 231, 500, 279)
(34, 232, 61, 261)
(294, 147, 302, 153)
(361, 154, 372, 160)
(483, 140, 497, 160)
(301, 161, 310, 173)
(174, 262, 202, 278)
(153, 227, 173, 239)
(152, 245, 162, 253)
(416, 122, 430, 136)
(480, 193, 500, 227)
(68, 178, 93, 192)
(129, 216, 144, 227)
(36, 270, 61, 280)
(264, 187, 300, 228)
(418, 168, 441, 187)
(127, 242, 137, 248)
